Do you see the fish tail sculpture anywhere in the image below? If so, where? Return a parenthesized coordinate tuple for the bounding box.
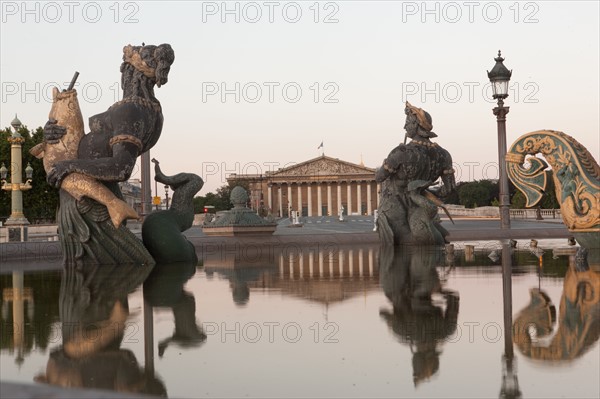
(30, 86, 139, 228)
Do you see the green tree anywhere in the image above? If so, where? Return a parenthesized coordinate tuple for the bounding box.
(0, 126, 59, 223)
(192, 180, 250, 213)
(511, 190, 527, 209)
(510, 170, 559, 209)
(457, 179, 499, 208)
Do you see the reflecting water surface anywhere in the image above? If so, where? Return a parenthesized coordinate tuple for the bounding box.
(1, 242, 599, 398)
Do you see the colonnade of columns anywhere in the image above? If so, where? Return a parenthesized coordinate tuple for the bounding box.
(267, 181, 381, 217)
(278, 246, 379, 279)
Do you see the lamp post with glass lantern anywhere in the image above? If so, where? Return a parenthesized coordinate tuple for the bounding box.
(487, 50, 512, 229)
(1, 115, 33, 233)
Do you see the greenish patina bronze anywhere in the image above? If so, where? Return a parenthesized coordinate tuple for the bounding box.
(376, 102, 456, 246)
(512, 259, 600, 361)
(202, 186, 277, 236)
(142, 159, 204, 264)
(379, 245, 459, 385)
(506, 130, 600, 250)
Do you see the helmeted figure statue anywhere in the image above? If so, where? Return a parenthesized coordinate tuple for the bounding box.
(376, 102, 456, 245)
(379, 246, 459, 386)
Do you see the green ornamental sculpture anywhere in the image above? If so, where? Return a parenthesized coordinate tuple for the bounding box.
(506, 130, 600, 249)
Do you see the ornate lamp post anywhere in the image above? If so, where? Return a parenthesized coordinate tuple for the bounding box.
(487, 51, 512, 229)
(1, 115, 33, 235)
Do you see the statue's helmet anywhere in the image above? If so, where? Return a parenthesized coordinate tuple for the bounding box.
(405, 101, 437, 138)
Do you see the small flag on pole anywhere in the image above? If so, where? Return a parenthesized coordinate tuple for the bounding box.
(317, 141, 323, 149)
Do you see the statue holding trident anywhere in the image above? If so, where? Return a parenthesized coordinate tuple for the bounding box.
(376, 102, 456, 246)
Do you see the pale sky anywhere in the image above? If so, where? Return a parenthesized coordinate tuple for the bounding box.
(1, 0, 598, 194)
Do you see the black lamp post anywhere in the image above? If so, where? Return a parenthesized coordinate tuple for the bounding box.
(488, 50, 513, 229)
(164, 185, 170, 209)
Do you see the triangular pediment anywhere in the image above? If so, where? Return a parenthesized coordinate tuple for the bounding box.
(269, 155, 375, 178)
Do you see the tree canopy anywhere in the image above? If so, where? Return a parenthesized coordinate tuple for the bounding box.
(445, 178, 558, 209)
(192, 180, 250, 213)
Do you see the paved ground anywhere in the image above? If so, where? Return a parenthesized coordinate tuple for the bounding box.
(184, 215, 569, 240)
(185, 215, 567, 236)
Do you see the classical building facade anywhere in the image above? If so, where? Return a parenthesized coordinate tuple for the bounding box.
(119, 179, 143, 213)
(227, 155, 380, 217)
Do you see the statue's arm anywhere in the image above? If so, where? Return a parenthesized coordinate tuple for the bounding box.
(46, 103, 144, 187)
(438, 149, 456, 198)
(47, 142, 140, 187)
(375, 146, 406, 182)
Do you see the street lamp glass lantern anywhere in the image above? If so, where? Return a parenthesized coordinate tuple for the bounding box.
(25, 163, 33, 179)
(492, 80, 510, 99)
(0, 163, 7, 180)
(487, 50, 512, 100)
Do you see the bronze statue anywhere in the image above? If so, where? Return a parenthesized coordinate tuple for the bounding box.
(32, 84, 138, 228)
(142, 159, 204, 264)
(42, 44, 175, 265)
(379, 246, 459, 386)
(506, 130, 600, 252)
(376, 102, 456, 245)
(512, 262, 600, 362)
(34, 263, 166, 396)
(143, 260, 207, 357)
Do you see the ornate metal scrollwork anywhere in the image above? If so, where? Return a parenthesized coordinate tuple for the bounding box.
(506, 130, 599, 231)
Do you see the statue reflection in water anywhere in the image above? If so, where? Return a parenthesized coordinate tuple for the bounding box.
(205, 266, 277, 307)
(143, 261, 206, 357)
(379, 245, 459, 386)
(512, 248, 600, 362)
(34, 263, 167, 396)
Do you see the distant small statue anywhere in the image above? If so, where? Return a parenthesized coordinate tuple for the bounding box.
(376, 102, 456, 246)
(204, 213, 215, 224)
